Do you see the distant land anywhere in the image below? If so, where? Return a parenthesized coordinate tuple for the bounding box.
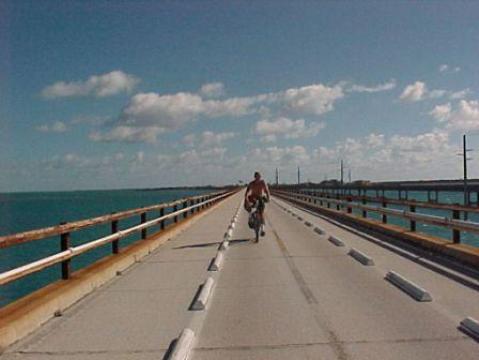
(136, 184, 240, 191)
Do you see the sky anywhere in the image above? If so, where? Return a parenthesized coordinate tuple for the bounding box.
(2, 0, 479, 192)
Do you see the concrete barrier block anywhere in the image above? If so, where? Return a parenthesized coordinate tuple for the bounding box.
(191, 277, 215, 311)
(169, 328, 194, 360)
(328, 235, 345, 247)
(385, 271, 432, 302)
(209, 252, 224, 271)
(460, 317, 479, 339)
(314, 227, 325, 235)
(348, 248, 374, 266)
(304, 221, 313, 227)
(297, 216, 303, 221)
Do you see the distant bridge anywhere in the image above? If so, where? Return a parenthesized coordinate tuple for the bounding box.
(1, 189, 478, 359)
(282, 179, 479, 205)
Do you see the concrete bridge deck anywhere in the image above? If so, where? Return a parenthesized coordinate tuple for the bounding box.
(1, 192, 479, 359)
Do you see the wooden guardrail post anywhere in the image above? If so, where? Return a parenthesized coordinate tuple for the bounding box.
(160, 207, 165, 230)
(183, 201, 188, 219)
(191, 199, 196, 215)
(60, 222, 71, 280)
(362, 198, 367, 218)
(409, 205, 416, 231)
(173, 204, 178, 223)
(336, 194, 340, 211)
(140, 212, 147, 239)
(452, 210, 461, 243)
(111, 214, 119, 254)
(382, 201, 387, 224)
(347, 196, 352, 213)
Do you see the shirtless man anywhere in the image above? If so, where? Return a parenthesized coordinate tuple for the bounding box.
(244, 171, 271, 236)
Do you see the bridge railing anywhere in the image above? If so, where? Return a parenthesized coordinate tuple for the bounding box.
(273, 189, 479, 244)
(0, 190, 235, 287)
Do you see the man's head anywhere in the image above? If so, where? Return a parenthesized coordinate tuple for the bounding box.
(254, 171, 261, 180)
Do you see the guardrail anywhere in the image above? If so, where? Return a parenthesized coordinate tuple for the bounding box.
(294, 190, 479, 214)
(0, 190, 235, 287)
(273, 189, 479, 244)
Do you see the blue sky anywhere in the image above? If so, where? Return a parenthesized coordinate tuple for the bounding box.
(2, 1, 479, 192)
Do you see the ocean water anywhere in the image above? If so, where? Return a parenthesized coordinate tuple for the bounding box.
(0, 189, 211, 307)
(2, 188, 478, 308)
(314, 189, 479, 248)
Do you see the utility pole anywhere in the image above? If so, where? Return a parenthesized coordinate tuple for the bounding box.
(297, 166, 301, 185)
(275, 168, 279, 185)
(460, 134, 473, 206)
(340, 159, 344, 185)
(348, 168, 352, 183)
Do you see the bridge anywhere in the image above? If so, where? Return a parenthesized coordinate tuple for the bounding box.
(1, 190, 479, 359)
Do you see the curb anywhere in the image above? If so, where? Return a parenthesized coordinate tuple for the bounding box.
(348, 248, 375, 266)
(385, 271, 432, 302)
(191, 277, 215, 311)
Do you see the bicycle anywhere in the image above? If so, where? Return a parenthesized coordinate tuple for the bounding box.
(247, 196, 266, 243)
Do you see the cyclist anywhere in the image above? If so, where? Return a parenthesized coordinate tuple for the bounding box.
(244, 171, 270, 236)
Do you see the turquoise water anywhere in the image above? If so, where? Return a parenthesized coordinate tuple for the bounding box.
(0, 189, 211, 307)
(314, 190, 479, 248)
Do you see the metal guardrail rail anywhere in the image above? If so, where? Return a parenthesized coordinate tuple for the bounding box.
(0, 190, 235, 287)
(273, 189, 479, 244)
(295, 191, 479, 214)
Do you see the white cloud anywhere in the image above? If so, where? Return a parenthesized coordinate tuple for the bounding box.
(120, 92, 206, 129)
(399, 81, 466, 102)
(311, 130, 456, 181)
(89, 126, 165, 143)
(249, 145, 310, 165)
(41, 70, 140, 98)
(399, 81, 427, 102)
(87, 79, 389, 145)
(365, 133, 385, 148)
(260, 134, 277, 143)
(118, 92, 257, 131)
(70, 115, 110, 126)
(348, 79, 397, 93)
(439, 64, 449, 73)
(429, 103, 452, 122)
(104, 82, 344, 143)
(450, 89, 471, 100)
(36, 121, 68, 133)
(182, 131, 235, 148)
(199, 82, 225, 98)
(41, 152, 142, 172)
(199, 131, 235, 148)
(429, 89, 447, 99)
(254, 117, 325, 141)
(156, 147, 228, 170)
(431, 100, 479, 131)
(439, 64, 461, 73)
(271, 84, 344, 116)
